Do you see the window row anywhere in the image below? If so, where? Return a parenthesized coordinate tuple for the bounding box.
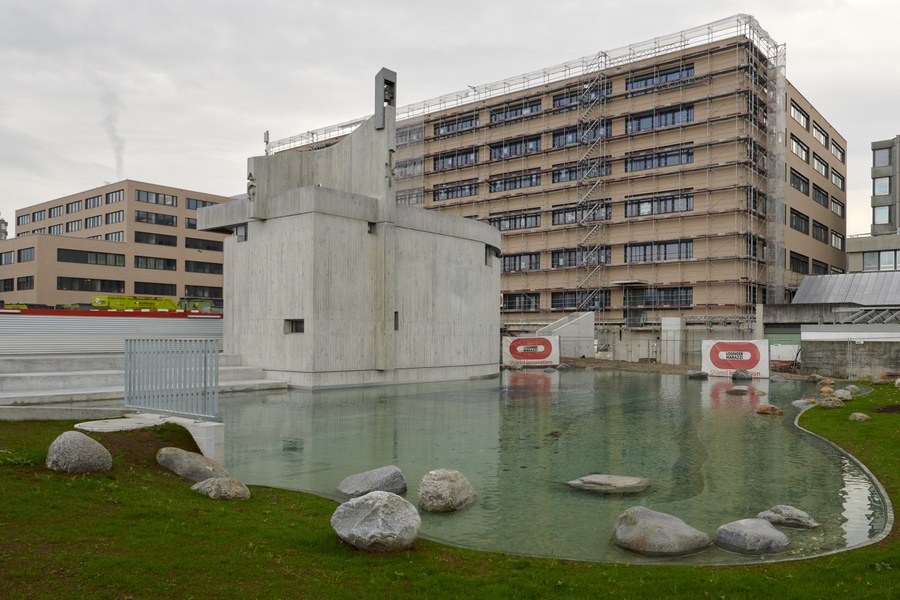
(136, 189, 177, 207)
(863, 250, 900, 272)
(624, 147, 693, 172)
(52, 277, 224, 299)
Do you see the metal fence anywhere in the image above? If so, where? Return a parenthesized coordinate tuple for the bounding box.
(125, 339, 219, 420)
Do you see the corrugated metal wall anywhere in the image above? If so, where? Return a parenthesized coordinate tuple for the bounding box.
(0, 314, 223, 355)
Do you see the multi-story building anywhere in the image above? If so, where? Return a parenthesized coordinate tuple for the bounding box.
(847, 135, 900, 272)
(0, 180, 232, 307)
(269, 15, 847, 334)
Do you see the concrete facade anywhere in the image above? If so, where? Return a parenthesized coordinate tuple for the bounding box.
(847, 135, 900, 273)
(1, 180, 232, 307)
(200, 76, 501, 388)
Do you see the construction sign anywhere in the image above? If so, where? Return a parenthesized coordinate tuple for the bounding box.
(502, 336, 560, 367)
(701, 340, 770, 378)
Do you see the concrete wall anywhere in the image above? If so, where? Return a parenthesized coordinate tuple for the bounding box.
(800, 340, 900, 380)
(537, 312, 594, 358)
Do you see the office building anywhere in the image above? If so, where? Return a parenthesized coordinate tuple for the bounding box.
(269, 15, 847, 333)
(0, 180, 231, 307)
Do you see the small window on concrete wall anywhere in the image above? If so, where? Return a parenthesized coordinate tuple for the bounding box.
(284, 319, 304, 333)
(368, 222, 376, 234)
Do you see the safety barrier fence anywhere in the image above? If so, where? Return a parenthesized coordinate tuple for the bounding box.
(125, 338, 219, 420)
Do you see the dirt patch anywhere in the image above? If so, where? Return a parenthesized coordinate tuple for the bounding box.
(874, 405, 900, 414)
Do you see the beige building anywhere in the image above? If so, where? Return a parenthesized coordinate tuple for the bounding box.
(0, 180, 232, 307)
(270, 15, 847, 334)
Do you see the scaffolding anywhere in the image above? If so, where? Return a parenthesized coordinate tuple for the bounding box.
(265, 15, 788, 343)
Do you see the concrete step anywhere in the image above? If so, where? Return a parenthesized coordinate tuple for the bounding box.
(0, 378, 288, 406)
(0, 353, 244, 374)
(0, 365, 268, 392)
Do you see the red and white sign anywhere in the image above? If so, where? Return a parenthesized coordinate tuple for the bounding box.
(502, 336, 560, 367)
(701, 340, 770, 378)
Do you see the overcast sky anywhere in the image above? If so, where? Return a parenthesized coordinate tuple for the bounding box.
(1, 0, 896, 236)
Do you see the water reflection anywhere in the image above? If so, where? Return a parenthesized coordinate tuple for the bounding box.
(220, 370, 888, 564)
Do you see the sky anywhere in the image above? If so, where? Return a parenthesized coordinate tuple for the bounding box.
(1, 0, 897, 237)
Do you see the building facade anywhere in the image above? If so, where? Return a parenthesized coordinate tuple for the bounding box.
(270, 15, 847, 334)
(0, 180, 231, 307)
(847, 135, 900, 272)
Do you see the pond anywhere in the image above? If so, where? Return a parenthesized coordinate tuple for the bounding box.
(219, 369, 890, 564)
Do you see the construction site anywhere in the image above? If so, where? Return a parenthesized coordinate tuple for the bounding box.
(265, 15, 848, 365)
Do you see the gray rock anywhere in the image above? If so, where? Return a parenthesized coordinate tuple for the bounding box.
(45, 430, 112, 474)
(543, 367, 557, 373)
(686, 370, 708, 380)
(726, 386, 749, 395)
(715, 518, 789, 554)
(845, 384, 861, 395)
(191, 477, 251, 500)
(757, 505, 820, 529)
(807, 374, 824, 383)
(820, 398, 845, 409)
(337, 465, 407, 498)
(566, 474, 650, 495)
(895, 377, 900, 389)
(331, 491, 421, 552)
(418, 469, 476, 512)
(156, 447, 230, 482)
(732, 369, 753, 381)
(556, 363, 571, 371)
(613, 507, 711, 557)
(849, 412, 871, 422)
(833, 389, 852, 401)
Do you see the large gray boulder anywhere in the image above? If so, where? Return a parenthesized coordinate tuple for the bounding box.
(715, 518, 789, 554)
(613, 507, 711, 557)
(757, 505, 820, 529)
(331, 491, 421, 552)
(833, 389, 852, 401)
(726, 386, 749, 396)
(849, 412, 871, 422)
(566, 474, 650, 495)
(418, 469, 476, 512)
(156, 447, 230, 482)
(820, 398, 845, 409)
(732, 369, 752, 381)
(191, 477, 251, 500)
(686, 370, 708, 379)
(337, 465, 407, 498)
(46, 430, 113, 474)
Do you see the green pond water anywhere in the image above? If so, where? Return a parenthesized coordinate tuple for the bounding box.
(220, 370, 889, 564)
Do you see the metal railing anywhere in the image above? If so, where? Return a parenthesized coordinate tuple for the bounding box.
(125, 339, 219, 420)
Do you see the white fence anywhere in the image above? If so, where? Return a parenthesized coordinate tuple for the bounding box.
(125, 339, 219, 420)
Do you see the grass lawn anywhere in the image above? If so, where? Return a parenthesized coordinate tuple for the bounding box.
(0, 384, 897, 599)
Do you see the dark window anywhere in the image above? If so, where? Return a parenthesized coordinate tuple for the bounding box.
(551, 290, 610, 310)
(626, 105, 694, 134)
(789, 251, 809, 274)
(552, 202, 610, 225)
(135, 210, 177, 227)
(624, 240, 692, 263)
(812, 184, 829, 208)
(17, 247, 34, 262)
(790, 169, 809, 195)
(489, 135, 540, 160)
(434, 114, 479, 136)
(185, 237, 223, 252)
(185, 260, 223, 275)
(627, 65, 694, 95)
(501, 253, 540, 273)
(105, 190, 124, 204)
(57, 248, 125, 266)
(134, 256, 177, 270)
(487, 170, 541, 192)
(184, 285, 222, 299)
(812, 259, 828, 275)
(0, 278, 13, 292)
(16, 276, 34, 291)
(551, 247, 610, 268)
(625, 147, 693, 172)
(135, 231, 177, 246)
(624, 192, 693, 217)
(812, 221, 828, 244)
(186, 197, 217, 210)
(433, 180, 478, 201)
(489, 99, 541, 123)
(136, 189, 177, 206)
(488, 211, 540, 231)
(135, 282, 176, 296)
(790, 209, 810, 234)
(57, 277, 124, 293)
(624, 287, 693, 307)
(433, 148, 478, 171)
(502, 292, 540, 311)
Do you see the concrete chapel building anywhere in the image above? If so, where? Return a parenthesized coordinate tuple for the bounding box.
(200, 69, 501, 388)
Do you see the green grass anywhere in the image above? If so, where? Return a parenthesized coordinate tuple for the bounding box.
(0, 386, 897, 600)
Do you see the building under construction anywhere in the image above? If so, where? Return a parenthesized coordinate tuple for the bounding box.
(267, 15, 847, 358)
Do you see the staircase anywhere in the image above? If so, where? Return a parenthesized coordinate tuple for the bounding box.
(0, 353, 287, 407)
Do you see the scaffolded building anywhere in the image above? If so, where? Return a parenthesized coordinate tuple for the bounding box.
(267, 15, 847, 343)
